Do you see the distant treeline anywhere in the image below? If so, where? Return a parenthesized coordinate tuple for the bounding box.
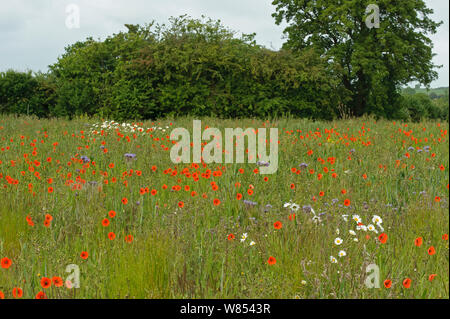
(0, 16, 448, 121)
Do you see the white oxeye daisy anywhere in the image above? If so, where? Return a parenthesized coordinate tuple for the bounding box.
(367, 224, 378, 233)
(372, 215, 382, 224)
(336, 228, 340, 235)
(241, 233, 248, 242)
(334, 237, 343, 245)
(349, 230, 356, 236)
(357, 225, 367, 231)
(249, 241, 256, 246)
(330, 256, 338, 263)
(353, 238, 359, 242)
(290, 203, 300, 212)
(352, 215, 361, 223)
(338, 250, 346, 257)
(283, 202, 292, 208)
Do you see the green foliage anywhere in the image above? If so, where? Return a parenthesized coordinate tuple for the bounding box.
(46, 16, 338, 121)
(0, 70, 57, 118)
(398, 93, 447, 122)
(272, 0, 442, 118)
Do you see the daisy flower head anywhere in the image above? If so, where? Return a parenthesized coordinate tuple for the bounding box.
(367, 224, 378, 233)
(372, 215, 382, 224)
(352, 215, 361, 223)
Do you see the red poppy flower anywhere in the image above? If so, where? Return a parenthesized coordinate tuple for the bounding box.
(80, 251, 88, 260)
(40, 277, 51, 289)
(402, 278, 411, 289)
(383, 279, 392, 288)
(428, 246, 436, 255)
(273, 221, 282, 230)
(378, 233, 388, 244)
(227, 234, 235, 241)
(428, 274, 437, 282)
(52, 276, 63, 287)
(267, 256, 277, 265)
(414, 237, 423, 247)
(12, 287, 23, 298)
(343, 199, 351, 206)
(1, 257, 12, 269)
(35, 291, 47, 299)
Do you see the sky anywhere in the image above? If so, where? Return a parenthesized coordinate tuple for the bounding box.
(0, 0, 448, 87)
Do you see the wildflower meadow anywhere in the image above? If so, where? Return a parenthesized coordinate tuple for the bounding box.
(0, 115, 448, 299)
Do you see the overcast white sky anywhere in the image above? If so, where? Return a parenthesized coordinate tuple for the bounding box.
(0, 0, 448, 87)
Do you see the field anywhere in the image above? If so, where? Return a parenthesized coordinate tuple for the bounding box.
(410, 87, 449, 96)
(0, 115, 448, 299)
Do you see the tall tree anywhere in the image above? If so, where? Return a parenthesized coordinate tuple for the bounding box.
(272, 0, 442, 118)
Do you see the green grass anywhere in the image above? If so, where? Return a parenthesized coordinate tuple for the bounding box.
(0, 115, 448, 299)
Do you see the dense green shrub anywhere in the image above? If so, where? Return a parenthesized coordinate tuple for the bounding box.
(46, 16, 341, 121)
(0, 70, 57, 117)
(397, 93, 447, 122)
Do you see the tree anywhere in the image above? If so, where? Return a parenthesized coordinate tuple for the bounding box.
(272, 0, 442, 118)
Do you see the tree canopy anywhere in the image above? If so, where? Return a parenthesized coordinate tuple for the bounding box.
(272, 0, 443, 118)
